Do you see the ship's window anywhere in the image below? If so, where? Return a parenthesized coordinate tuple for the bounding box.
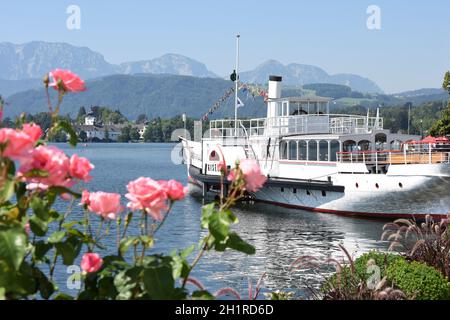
(390, 140, 402, 151)
(355, 183, 359, 188)
(399, 182, 403, 188)
(330, 140, 340, 162)
(343, 140, 357, 152)
(293, 188, 297, 194)
(280, 141, 288, 160)
(281, 187, 284, 192)
(289, 141, 297, 160)
(308, 141, 318, 161)
(298, 140, 307, 160)
(282, 102, 289, 116)
(306, 190, 311, 196)
(375, 133, 387, 151)
(358, 140, 371, 151)
(322, 190, 326, 197)
(319, 140, 328, 161)
(375, 183, 380, 189)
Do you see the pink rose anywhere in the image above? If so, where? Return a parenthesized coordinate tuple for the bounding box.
(80, 253, 103, 273)
(0, 124, 42, 162)
(22, 123, 43, 144)
(49, 69, 86, 93)
(19, 145, 72, 189)
(87, 192, 123, 220)
(228, 159, 267, 192)
(81, 189, 90, 206)
(126, 177, 168, 221)
(159, 180, 187, 201)
(69, 154, 94, 182)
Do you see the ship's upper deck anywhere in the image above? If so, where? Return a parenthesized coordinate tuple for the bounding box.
(209, 97, 383, 139)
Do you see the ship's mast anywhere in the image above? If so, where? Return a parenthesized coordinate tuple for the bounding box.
(234, 34, 240, 134)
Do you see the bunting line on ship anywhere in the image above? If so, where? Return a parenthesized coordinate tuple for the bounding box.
(200, 83, 268, 121)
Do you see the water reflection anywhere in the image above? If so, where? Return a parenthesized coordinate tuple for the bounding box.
(53, 143, 389, 298)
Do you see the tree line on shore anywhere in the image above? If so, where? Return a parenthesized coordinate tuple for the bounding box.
(1, 72, 449, 142)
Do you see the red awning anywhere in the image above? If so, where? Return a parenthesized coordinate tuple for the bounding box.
(415, 136, 450, 144)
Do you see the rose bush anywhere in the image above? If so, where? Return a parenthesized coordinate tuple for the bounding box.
(0, 70, 264, 300)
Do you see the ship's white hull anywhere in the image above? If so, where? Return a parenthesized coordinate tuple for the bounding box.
(187, 168, 450, 219)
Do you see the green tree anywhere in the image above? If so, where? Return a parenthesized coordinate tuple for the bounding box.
(104, 127, 110, 142)
(136, 114, 148, 124)
(429, 71, 450, 136)
(77, 106, 87, 122)
(79, 130, 87, 142)
(144, 118, 164, 142)
(118, 125, 131, 142)
(130, 127, 140, 141)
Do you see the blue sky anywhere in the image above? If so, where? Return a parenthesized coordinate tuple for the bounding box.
(0, 0, 449, 93)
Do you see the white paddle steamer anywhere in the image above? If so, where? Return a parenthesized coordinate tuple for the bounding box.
(182, 74, 450, 219)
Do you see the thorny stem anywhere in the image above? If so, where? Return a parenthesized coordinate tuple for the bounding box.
(182, 234, 210, 289)
(49, 198, 76, 280)
(152, 202, 174, 235)
(54, 91, 65, 116)
(45, 87, 53, 113)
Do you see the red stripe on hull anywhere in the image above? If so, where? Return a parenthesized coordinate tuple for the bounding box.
(254, 199, 448, 220)
(188, 179, 448, 220)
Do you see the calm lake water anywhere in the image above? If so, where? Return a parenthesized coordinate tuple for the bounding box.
(53, 143, 389, 299)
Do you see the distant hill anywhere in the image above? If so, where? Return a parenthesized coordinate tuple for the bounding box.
(4, 74, 268, 120)
(240, 60, 383, 94)
(0, 42, 118, 80)
(0, 78, 41, 97)
(119, 54, 217, 78)
(0, 42, 218, 82)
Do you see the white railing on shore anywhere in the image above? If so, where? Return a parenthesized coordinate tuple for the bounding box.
(208, 114, 383, 138)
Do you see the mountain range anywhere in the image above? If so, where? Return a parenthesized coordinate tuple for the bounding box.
(240, 60, 383, 93)
(0, 41, 382, 96)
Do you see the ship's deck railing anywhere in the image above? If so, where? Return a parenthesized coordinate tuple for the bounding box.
(208, 114, 383, 138)
(337, 144, 450, 165)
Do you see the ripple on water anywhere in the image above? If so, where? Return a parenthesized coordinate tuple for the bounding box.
(51, 143, 389, 298)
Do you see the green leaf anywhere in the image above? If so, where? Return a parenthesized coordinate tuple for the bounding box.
(55, 238, 82, 266)
(0, 228, 27, 270)
(0, 287, 5, 300)
(139, 235, 154, 248)
(180, 245, 195, 259)
(53, 293, 74, 300)
(143, 264, 176, 300)
(29, 215, 48, 237)
(226, 232, 256, 255)
(0, 179, 15, 203)
(208, 210, 231, 242)
(48, 186, 81, 199)
(56, 120, 78, 147)
(191, 290, 215, 300)
(48, 231, 66, 244)
(34, 268, 55, 299)
(33, 241, 52, 262)
(119, 237, 138, 257)
(201, 203, 215, 229)
(31, 197, 49, 221)
(114, 267, 141, 300)
(22, 169, 49, 178)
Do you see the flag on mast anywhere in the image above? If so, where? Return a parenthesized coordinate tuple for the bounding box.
(237, 97, 245, 108)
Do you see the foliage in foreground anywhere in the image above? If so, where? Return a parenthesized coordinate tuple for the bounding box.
(385, 259, 450, 300)
(0, 70, 265, 300)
